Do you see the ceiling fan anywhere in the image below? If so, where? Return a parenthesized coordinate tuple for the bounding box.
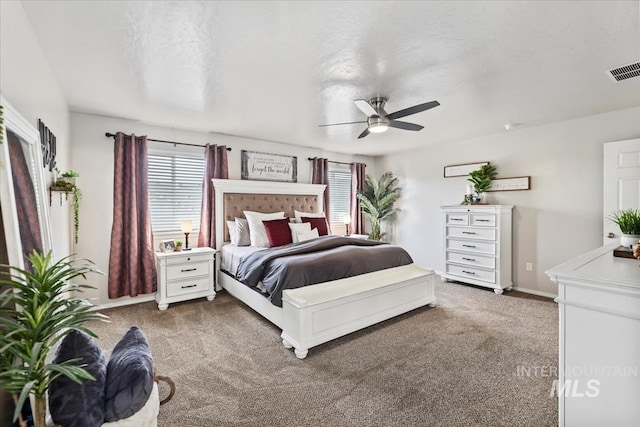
(319, 97, 440, 139)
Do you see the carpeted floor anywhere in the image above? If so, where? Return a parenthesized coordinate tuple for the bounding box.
(89, 280, 558, 427)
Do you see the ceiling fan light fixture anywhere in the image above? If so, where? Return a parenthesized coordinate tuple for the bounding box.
(369, 122, 389, 133)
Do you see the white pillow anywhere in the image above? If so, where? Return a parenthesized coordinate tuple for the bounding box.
(288, 222, 312, 243)
(297, 228, 319, 242)
(243, 211, 285, 247)
(294, 210, 325, 223)
(226, 220, 236, 242)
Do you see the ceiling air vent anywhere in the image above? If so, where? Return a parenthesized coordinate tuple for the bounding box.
(607, 61, 640, 82)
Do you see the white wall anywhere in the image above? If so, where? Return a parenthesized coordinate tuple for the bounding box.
(71, 112, 375, 307)
(0, 1, 72, 257)
(377, 107, 640, 297)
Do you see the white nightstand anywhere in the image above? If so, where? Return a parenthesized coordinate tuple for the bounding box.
(155, 247, 216, 310)
(347, 234, 370, 240)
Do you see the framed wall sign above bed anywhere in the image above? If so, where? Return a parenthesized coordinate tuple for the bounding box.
(241, 150, 297, 182)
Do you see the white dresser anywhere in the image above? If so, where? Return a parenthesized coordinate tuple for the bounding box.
(547, 244, 640, 427)
(155, 247, 216, 310)
(441, 205, 513, 294)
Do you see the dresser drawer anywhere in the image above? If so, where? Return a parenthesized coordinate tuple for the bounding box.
(166, 252, 212, 265)
(447, 239, 496, 255)
(166, 276, 211, 297)
(446, 213, 469, 226)
(470, 214, 496, 227)
(446, 264, 496, 284)
(447, 226, 496, 241)
(166, 261, 210, 281)
(446, 252, 496, 269)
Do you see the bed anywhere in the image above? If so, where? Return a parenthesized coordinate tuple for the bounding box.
(213, 179, 436, 359)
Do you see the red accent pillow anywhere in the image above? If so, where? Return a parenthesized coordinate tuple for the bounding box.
(301, 216, 329, 236)
(262, 218, 293, 247)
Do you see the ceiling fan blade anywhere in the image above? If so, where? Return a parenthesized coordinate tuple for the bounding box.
(388, 120, 424, 131)
(357, 128, 371, 139)
(319, 120, 367, 127)
(354, 99, 378, 117)
(386, 100, 440, 120)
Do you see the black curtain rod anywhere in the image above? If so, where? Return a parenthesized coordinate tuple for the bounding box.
(307, 157, 366, 167)
(105, 132, 232, 151)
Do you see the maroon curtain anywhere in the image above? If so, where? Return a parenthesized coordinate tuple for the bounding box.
(7, 130, 43, 265)
(197, 144, 229, 248)
(350, 162, 366, 235)
(108, 133, 156, 298)
(311, 157, 330, 223)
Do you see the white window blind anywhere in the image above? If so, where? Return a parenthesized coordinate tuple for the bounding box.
(148, 153, 205, 236)
(328, 167, 352, 225)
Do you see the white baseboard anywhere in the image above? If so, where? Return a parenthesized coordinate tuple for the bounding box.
(90, 293, 156, 311)
(511, 286, 557, 299)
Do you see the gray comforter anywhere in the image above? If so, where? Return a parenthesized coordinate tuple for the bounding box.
(235, 235, 413, 306)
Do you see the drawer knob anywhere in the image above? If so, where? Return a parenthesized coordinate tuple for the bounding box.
(181, 268, 197, 273)
(462, 270, 476, 275)
(462, 244, 477, 248)
(462, 257, 476, 261)
(187, 257, 191, 261)
(181, 284, 197, 289)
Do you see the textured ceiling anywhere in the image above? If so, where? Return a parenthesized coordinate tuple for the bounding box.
(20, 1, 640, 156)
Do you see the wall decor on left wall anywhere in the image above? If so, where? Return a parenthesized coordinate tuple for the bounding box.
(38, 119, 56, 171)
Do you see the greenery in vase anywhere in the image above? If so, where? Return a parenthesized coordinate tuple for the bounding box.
(356, 172, 401, 241)
(0, 251, 108, 427)
(608, 209, 640, 235)
(468, 164, 497, 196)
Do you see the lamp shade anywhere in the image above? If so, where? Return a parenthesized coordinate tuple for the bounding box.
(181, 220, 193, 234)
(343, 214, 351, 224)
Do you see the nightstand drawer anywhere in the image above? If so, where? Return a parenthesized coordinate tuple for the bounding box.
(446, 264, 496, 284)
(447, 226, 496, 241)
(470, 214, 496, 227)
(447, 252, 496, 269)
(166, 261, 210, 281)
(446, 214, 469, 225)
(165, 253, 211, 265)
(447, 239, 496, 255)
(166, 276, 211, 297)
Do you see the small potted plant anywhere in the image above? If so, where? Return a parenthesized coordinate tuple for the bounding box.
(55, 168, 79, 186)
(175, 240, 183, 251)
(468, 164, 497, 204)
(609, 209, 640, 247)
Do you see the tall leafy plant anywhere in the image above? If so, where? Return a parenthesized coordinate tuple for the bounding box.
(468, 163, 497, 198)
(0, 251, 108, 427)
(356, 172, 402, 241)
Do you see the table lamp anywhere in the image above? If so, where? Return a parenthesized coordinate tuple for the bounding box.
(343, 214, 351, 236)
(181, 219, 193, 250)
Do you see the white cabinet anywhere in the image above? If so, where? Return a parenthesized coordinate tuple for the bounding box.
(547, 244, 640, 427)
(155, 247, 216, 310)
(441, 205, 513, 294)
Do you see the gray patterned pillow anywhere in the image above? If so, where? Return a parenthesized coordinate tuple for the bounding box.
(104, 326, 154, 422)
(49, 330, 107, 427)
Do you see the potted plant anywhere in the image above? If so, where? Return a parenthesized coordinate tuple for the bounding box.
(0, 250, 108, 427)
(356, 172, 401, 241)
(175, 240, 183, 251)
(609, 209, 640, 247)
(467, 163, 497, 203)
(53, 169, 82, 244)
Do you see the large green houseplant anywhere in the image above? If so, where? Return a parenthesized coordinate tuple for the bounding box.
(356, 172, 402, 241)
(0, 250, 108, 427)
(467, 163, 497, 203)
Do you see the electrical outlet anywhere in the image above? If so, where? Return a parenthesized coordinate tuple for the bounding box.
(526, 262, 533, 272)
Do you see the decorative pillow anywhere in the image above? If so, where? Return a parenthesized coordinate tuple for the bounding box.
(49, 330, 107, 427)
(263, 218, 293, 247)
(288, 222, 312, 243)
(301, 216, 329, 236)
(232, 217, 251, 246)
(298, 228, 320, 242)
(294, 210, 325, 223)
(104, 326, 154, 422)
(226, 220, 236, 242)
(244, 211, 285, 247)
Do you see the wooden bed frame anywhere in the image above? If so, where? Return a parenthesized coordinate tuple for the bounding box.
(213, 179, 436, 358)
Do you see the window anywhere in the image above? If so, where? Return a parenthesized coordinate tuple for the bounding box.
(148, 152, 205, 237)
(328, 165, 351, 233)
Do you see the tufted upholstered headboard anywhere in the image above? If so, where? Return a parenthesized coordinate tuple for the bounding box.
(212, 179, 327, 249)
